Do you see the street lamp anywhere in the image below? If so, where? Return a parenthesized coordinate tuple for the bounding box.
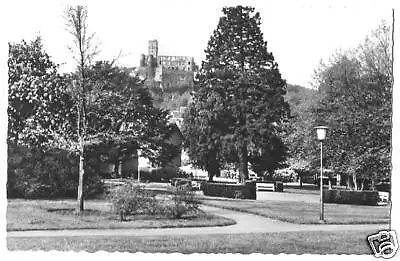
(137, 149, 141, 183)
(315, 126, 328, 222)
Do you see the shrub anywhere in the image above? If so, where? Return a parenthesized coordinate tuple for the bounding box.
(203, 182, 256, 200)
(323, 189, 379, 206)
(107, 182, 160, 221)
(108, 182, 199, 220)
(375, 182, 390, 193)
(137, 168, 156, 182)
(7, 144, 103, 199)
(164, 187, 199, 219)
(138, 167, 180, 183)
(274, 181, 284, 192)
(270, 168, 297, 182)
(176, 169, 192, 179)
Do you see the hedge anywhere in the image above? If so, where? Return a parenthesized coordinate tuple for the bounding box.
(323, 189, 379, 206)
(375, 183, 390, 193)
(202, 182, 256, 200)
(137, 167, 178, 182)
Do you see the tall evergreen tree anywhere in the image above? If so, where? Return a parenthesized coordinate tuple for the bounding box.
(183, 6, 289, 183)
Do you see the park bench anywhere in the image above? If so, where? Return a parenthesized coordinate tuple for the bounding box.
(378, 191, 390, 203)
(256, 182, 275, 191)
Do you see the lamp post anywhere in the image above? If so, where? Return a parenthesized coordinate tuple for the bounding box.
(315, 126, 328, 222)
(137, 149, 141, 183)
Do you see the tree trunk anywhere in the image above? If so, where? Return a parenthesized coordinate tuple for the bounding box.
(238, 145, 248, 184)
(215, 168, 221, 177)
(371, 178, 376, 191)
(299, 176, 303, 187)
(118, 160, 123, 177)
(207, 165, 219, 182)
(346, 176, 352, 190)
(113, 161, 119, 178)
(77, 145, 85, 213)
(352, 174, 358, 191)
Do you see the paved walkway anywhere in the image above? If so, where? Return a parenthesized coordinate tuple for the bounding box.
(7, 205, 388, 238)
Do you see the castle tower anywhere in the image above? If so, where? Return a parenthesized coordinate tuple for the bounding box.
(148, 40, 158, 58)
(147, 55, 155, 79)
(139, 54, 146, 67)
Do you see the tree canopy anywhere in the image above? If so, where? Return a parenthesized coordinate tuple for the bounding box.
(312, 22, 392, 190)
(82, 61, 178, 166)
(8, 37, 72, 148)
(182, 6, 289, 183)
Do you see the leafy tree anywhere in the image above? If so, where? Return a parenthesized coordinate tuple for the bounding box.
(282, 84, 318, 185)
(62, 5, 175, 211)
(7, 37, 104, 199)
(150, 87, 192, 111)
(183, 6, 289, 183)
(8, 37, 72, 147)
(64, 5, 99, 212)
(313, 22, 392, 190)
(83, 61, 179, 168)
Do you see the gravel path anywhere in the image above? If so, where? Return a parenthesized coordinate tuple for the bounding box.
(7, 205, 388, 238)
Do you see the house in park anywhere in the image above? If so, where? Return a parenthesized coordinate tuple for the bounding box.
(98, 122, 184, 179)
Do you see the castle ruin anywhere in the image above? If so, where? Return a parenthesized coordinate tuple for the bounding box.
(135, 40, 198, 89)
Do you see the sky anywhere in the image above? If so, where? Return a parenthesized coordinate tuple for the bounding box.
(2, 0, 393, 88)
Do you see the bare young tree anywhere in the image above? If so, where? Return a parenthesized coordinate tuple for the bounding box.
(65, 5, 99, 212)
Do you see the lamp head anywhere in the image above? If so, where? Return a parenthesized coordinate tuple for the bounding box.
(314, 126, 328, 141)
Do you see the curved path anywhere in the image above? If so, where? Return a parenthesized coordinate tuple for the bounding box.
(7, 205, 388, 238)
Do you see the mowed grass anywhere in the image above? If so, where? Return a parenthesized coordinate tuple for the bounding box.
(7, 230, 376, 254)
(283, 184, 349, 195)
(7, 199, 235, 231)
(201, 198, 390, 225)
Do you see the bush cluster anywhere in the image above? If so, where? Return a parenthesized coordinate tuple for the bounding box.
(269, 168, 297, 183)
(176, 169, 192, 179)
(323, 189, 379, 206)
(167, 186, 199, 218)
(7, 144, 104, 199)
(202, 182, 257, 200)
(137, 167, 179, 182)
(108, 182, 199, 220)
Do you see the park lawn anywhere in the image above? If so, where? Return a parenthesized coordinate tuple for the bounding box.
(7, 230, 375, 254)
(283, 184, 349, 195)
(200, 198, 390, 225)
(7, 199, 235, 231)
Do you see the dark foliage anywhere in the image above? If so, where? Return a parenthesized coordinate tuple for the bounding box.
(7, 144, 103, 199)
(202, 182, 257, 199)
(183, 6, 289, 183)
(323, 189, 379, 206)
(8, 37, 73, 147)
(108, 182, 199, 220)
(107, 183, 159, 221)
(164, 187, 200, 219)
